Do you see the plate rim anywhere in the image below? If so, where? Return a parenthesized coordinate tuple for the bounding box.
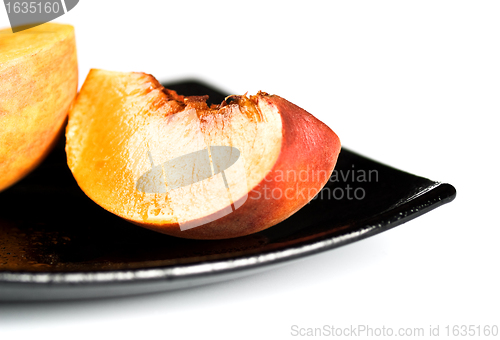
(0, 181, 456, 286)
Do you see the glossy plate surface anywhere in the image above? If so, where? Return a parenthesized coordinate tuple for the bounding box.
(0, 81, 456, 301)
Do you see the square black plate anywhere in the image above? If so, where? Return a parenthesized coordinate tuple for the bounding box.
(0, 80, 456, 301)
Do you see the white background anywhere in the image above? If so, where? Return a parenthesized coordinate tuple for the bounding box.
(1, 1, 498, 339)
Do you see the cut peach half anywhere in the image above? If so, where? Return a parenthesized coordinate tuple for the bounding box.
(0, 23, 78, 191)
(66, 69, 341, 239)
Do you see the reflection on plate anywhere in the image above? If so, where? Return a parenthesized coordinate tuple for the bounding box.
(0, 81, 456, 301)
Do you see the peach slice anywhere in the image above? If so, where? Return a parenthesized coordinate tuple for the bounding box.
(0, 23, 78, 191)
(66, 69, 340, 239)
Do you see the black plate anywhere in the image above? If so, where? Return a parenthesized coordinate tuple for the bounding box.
(0, 81, 456, 301)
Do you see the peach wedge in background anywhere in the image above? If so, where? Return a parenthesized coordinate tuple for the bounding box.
(66, 69, 341, 239)
(0, 23, 78, 192)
